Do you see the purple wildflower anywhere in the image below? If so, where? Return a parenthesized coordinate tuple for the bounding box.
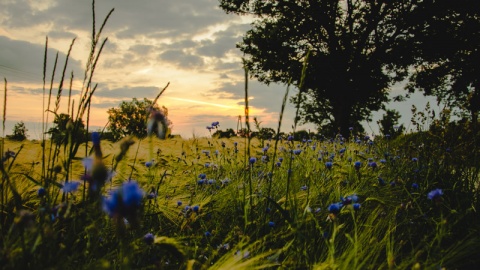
(427, 188, 443, 200)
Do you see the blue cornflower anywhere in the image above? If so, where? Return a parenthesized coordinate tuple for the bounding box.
(197, 179, 205, 185)
(275, 162, 281, 167)
(122, 181, 144, 207)
(293, 149, 302, 155)
(412, 157, 418, 162)
(341, 196, 352, 205)
(205, 231, 212, 237)
(177, 201, 183, 206)
(147, 191, 157, 199)
(339, 148, 346, 154)
(144, 233, 155, 245)
(325, 161, 333, 169)
(249, 157, 257, 164)
(91, 132, 101, 146)
(328, 203, 341, 214)
(102, 191, 121, 217)
(211, 121, 220, 127)
(37, 187, 46, 197)
(268, 221, 275, 227)
(369, 161, 378, 169)
(192, 205, 200, 212)
(145, 160, 154, 168)
(207, 179, 216, 185)
(198, 173, 207, 179)
(353, 203, 361, 211)
(427, 188, 443, 200)
(102, 181, 144, 218)
(62, 181, 81, 193)
(349, 127, 353, 131)
(300, 185, 308, 191)
(204, 163, 210, 168)
(278, 157, 284, 162)
(234, 142, 238, 147)
(380, 159, 386, 164)
(412, 183, 419, 190)
(354, 161, 361, 170)
(287, 135, 294, 141)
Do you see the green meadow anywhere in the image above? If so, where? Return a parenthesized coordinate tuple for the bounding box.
(2, 125, 480, 269)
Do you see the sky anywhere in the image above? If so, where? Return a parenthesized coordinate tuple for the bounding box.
(0, 0, 440, 140)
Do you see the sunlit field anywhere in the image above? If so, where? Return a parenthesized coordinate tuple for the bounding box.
(1, 2, 480, 269)
(2, 121, 480, 269)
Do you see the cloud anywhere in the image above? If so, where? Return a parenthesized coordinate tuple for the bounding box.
(0, 0, 236, 38)
(209, 79, 295, 110)
(95, 85, 161, 99)
(0, 0, 323, 138)
(0, 36, 83, 84)
(159, 49, 205, 69)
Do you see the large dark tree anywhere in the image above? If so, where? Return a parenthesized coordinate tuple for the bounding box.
(406, 0, 480, 122)
(220, 0, 421, 135)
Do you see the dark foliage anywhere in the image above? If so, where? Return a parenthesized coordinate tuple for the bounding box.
(406, 0, 480, 121)
(378, 109, 405, 137)
(213, 128, 236, 138)
(219, 0, 421, 135)
(48, 113, 86, 144)
(107, 98, 172, 141)
(7, 121, 28, 141)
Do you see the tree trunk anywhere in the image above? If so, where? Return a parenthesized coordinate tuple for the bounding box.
(332, 103, 353, 138)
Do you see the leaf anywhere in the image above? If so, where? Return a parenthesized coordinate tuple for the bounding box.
(264, 196, 294, 225)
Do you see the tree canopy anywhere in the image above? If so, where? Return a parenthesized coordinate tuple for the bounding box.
(405, 0, 480, 122)
(48, 113, 86, 144)
(220, 0, 422, 135)
(107, 98, 172, 141)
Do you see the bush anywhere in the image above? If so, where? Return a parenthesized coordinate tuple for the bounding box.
(107, 98, 172, 141)
(7, 121, 28, 141)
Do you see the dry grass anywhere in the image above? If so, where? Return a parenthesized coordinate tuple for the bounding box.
(3, 136, 255, 186)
